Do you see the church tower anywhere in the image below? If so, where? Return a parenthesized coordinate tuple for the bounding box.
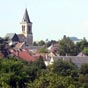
(20, 8, 33, 46)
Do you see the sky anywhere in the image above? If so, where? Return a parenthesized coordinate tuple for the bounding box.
(0, 0, 88, 41)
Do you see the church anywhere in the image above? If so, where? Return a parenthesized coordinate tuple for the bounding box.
(6, 8, 33, 47)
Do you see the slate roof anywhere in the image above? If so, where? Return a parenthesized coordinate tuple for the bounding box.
(45, 56, 88, 67)
(5, 33, 16, 40)
(22, 8, 31, 23)
(17, 34, 26, 42)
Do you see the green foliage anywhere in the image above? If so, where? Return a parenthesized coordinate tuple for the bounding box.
(68, 84, 76, 88)
(79, 75, 88, 88)
(76, 38, 88, 53)
(46, 40, 57, 47)
(0, 37, 10, 57)
(80, 63, 88, 75)
(0, 57, 46, 88)
(57, 36, 88, 56)
(0, 58, 29, 88)
(52, 59, 77, 76)
(1, 56, 88, 88)
(34, 56, 46, 69)
(57, 35, 76, 56)
(38, 40, 45, 46)
(28, 71, 75, 88)
(82, 47, 88, 55)
(33, 41, 38, 46)
(38, 47, 48, 53)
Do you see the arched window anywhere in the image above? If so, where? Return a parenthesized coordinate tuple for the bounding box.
(22, 26, 25, 32)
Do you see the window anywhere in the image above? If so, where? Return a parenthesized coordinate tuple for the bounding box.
(22, 26, 25, 32)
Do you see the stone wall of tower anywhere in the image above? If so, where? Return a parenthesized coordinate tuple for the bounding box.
(26, 23, 33, 46)
(25, 34, 33, 46)
(20, 22, 33, 46)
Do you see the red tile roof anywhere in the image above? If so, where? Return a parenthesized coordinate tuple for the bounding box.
(10, 49, 37, 62)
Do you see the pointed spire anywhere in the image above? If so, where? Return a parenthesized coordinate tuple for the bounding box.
(22, 8, 31, 23)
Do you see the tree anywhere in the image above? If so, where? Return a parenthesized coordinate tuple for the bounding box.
(33, 41, 38, 46)
(27, 71, 75, 88)
(80, 63, 88, 75)
(57, 35, 76, 56)
(0, 37, 10, 58)
(68, 84, 76, 88)
(34, 56, 46, 69)
(79, 75, 88, 88)
(38, 40, 45, 46)
(0, 57, 45, 88)
(26, 56, 46, 82)
(0, 57, 31, 88)
(46, 40, 57, 47)
(76, 37, 88, 54)
(38, 48, 48, 53)
(82, 47, 88, 55)
(52, 59, 77, 76)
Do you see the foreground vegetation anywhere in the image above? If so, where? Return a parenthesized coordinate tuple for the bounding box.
(0, 57, 88, 88)
(0, 36, 88, 88)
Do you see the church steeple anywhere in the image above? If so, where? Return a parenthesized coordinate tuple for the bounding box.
(20, 8, 33, 46)
(22, 8, 31, 23)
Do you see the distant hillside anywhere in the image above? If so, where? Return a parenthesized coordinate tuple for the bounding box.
(69, 37, 81, 42)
